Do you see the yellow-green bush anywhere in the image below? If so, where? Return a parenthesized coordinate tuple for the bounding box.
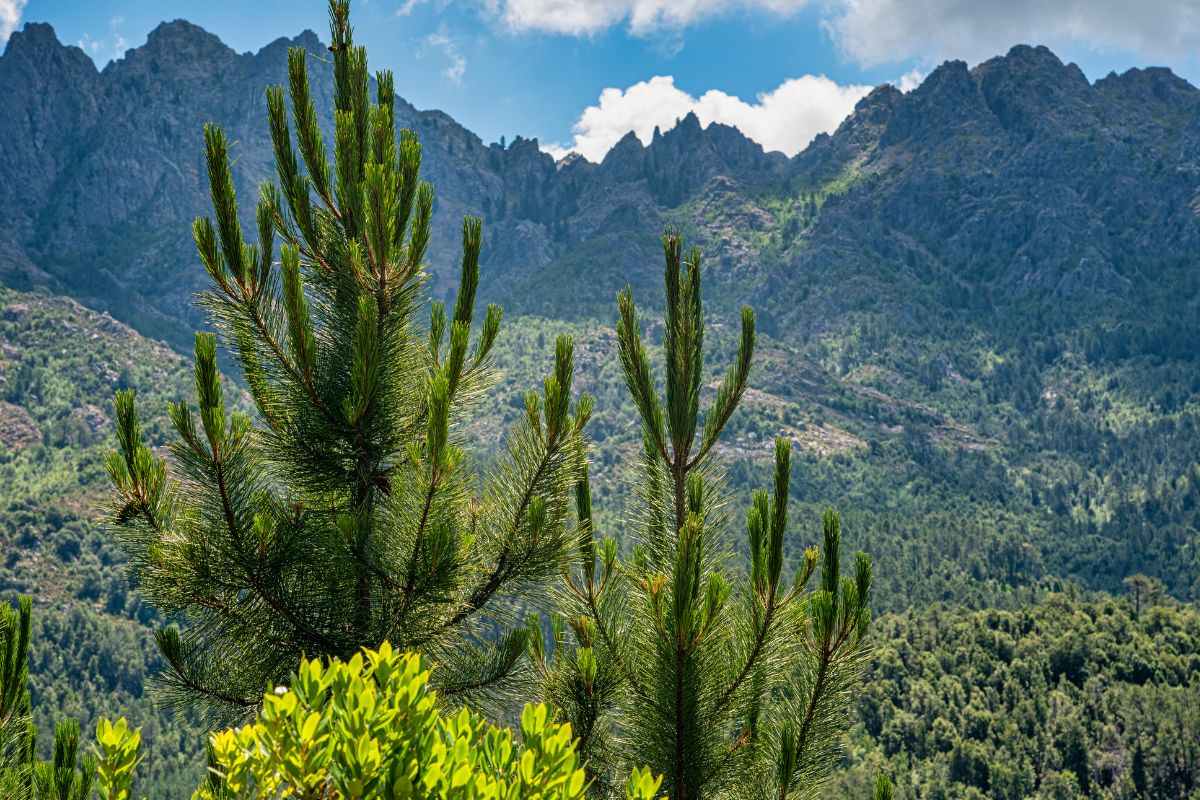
(95, 643, 661, 799)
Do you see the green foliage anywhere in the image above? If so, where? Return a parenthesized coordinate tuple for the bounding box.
(4, 4, 1197, 798)
(28, 606, 206, 797)
(536, 232, 873, 799)
(94, 717, 141, 800)
(0, 597, 124, 800)
(106, 0, 589, 719)
(0, 595, 34, 798)
(32, 719, 94, 800)
(829, 591, 1200, 799)
(95, 643, 662, 800)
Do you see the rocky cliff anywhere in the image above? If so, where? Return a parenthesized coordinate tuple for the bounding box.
(3, 26, 1199, 353)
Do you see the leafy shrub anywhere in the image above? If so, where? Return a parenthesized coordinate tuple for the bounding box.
(96, 643, 662, 800)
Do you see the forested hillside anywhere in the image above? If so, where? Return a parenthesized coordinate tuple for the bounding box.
(832, 592, 1200, 799)
(1, 13, 1199, 799)
(0, 288, 204, 793)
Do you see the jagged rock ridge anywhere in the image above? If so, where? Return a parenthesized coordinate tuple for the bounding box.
(1, 26, 1198, 348)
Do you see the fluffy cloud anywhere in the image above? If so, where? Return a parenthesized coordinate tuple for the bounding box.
(894, 68, 925, 93)
(490, 0, 810, 35)
(423, 29, 466, 85)
(484, 0, 1199, 69)
(76, 16, 128, 64)
(0, 0, 27, 43)
(826, 0, 1200, 68)
(545, 74, 872, 162)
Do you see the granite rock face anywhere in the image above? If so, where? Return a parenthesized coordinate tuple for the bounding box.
(1, 24, 1199, 347)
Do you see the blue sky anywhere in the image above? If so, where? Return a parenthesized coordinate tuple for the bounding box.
(6, 0, 1200, 161)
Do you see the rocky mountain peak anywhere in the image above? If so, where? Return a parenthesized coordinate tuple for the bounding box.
(976, 44, 1090, 94)
(974, 44, 1094, 136)
(675, 111, 703, 136)
(825, 84, 902, 149)
(4, 22, 62, 55)
(1095, 66, 1197, 110)
(998, 44, 1075, 72)
(601, 130, 646, 176)
(290, 29, 323, 53)
(507, 135, 544, 156)
(858, 84, 903, 113)
(913, 59, 977, 103)
(878, 59, 991, 146)
(136, 19, 233, 66)
(146, 19, 223, 45)
(2, 16, 1199, 351)
(254, 29, 323, 62)
(1, 22, 95, 75)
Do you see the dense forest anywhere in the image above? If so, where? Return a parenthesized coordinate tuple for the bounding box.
(834, 592, 1200, 799)
(1, 282, 1198, 796)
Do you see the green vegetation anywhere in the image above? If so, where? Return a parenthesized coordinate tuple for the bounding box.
(0, 596, 35, 798)
(0, 597, 101, 800)
(0, 2, 1196, 798)
(831, 591, 1200, 799)
(0, 289, 209, 793)
(537, 234, 872, 798)
(96, 644, 662, 800)
(5, 595, 662, 800)
(97, 2, 877, 797)
(3, 277, 1200, 796)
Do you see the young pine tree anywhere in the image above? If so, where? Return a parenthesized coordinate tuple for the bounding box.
(106, 0, 589, 719)
(532, 233, 873, 799)
(0, 598, 96, 800)
(0, 596, 34, 798)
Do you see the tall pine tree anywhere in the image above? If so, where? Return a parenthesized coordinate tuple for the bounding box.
(532, 233, 873, 799)
(106, 0, 589, 718)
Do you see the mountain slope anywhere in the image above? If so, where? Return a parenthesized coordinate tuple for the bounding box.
(0, 286, 205, 795)
(3, 22, 1200, 605)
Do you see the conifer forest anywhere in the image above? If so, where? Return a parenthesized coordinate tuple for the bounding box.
(0, 1, 1198, 797)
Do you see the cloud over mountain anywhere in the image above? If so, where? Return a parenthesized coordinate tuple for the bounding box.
(826, 0, 1200, 68)
(546, 73, 871, 161)
(481, 0, 1200, 74)
(0, 0, 27, 43)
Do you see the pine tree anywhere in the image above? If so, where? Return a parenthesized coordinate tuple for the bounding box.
(532, 232, 873, 799)
(0, 596, 35, 798)
(32, 721, 94, 800)
(106, 0, 589, 719)
(0, 599, 96, 800)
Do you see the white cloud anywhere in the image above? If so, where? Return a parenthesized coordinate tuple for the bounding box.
(478, 0, 1200, 73)
(422, 28, 466, 85)
(489, 0, 811, 36)
(894, 68, 925, 93)
(396, 0, 452, 16)
(545, 73, 872, 162)
(825, 0, 1200, 69)
(76, 15, 128, 64)
(0, 0, 27, 44)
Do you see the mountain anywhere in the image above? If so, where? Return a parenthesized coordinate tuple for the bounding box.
(3, 20, 1199, 598)
(4, 26, 1199, 345)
